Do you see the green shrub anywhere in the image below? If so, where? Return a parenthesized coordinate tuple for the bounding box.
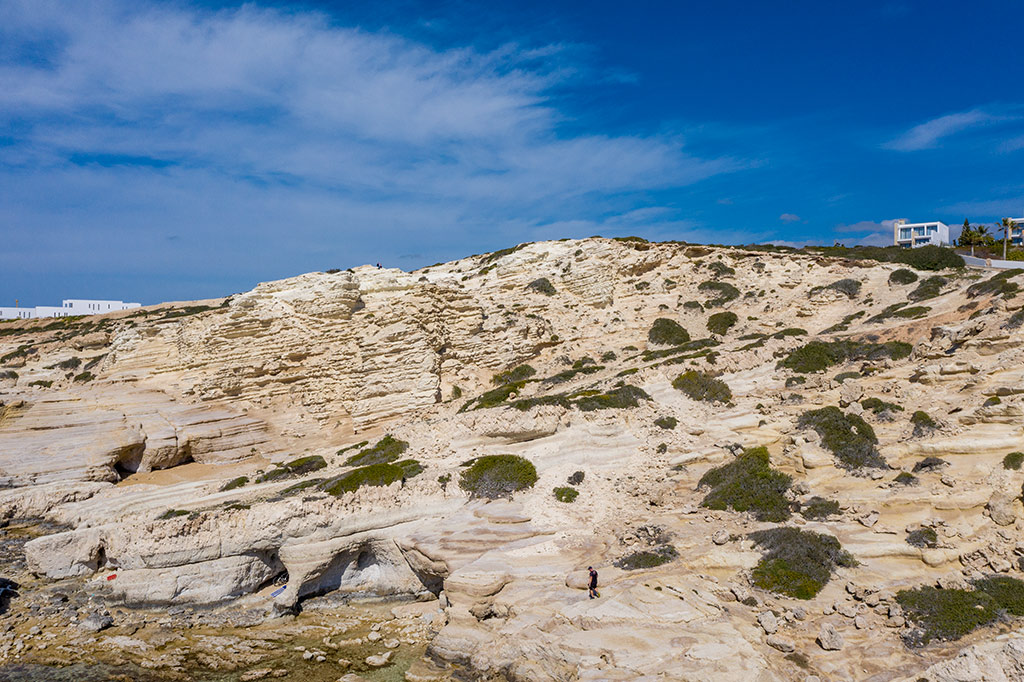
(345, 435, 409, 467)
(459, 454, 538, 499)
(799, 496, 840, 520)
(72, 371, 95, 383)
(911, 410, 937, 436)
(806, 244, 963, 271)
(321, 459, 422, 496)
(906, 527, 938, 548)
(984, 396, 1001, 407)
(773, 327, 807, 338)
(820, 311, 866, 334)
(574, 385, 650, 411)
(1003, 452, 1024, 470)
(257, 455, 328, 482)
(797, 406, 885, 469)
(1004, 309, 1024, 329)
(567, 471, 585, 485)
(527, 277, 557, 296)
(860, 397, 904, 414)
(868, 303, 931, 322)
(672, 370, 732, 403)
(553, 486, 579, 503)
(817, 278, 861, 299)
(451, 385, 463, 399)
(896, 586, 998, 645)
(698, 446, 792, 521)
(600, 351, 616, 362)
(280, 478, 327, 496)
(615, 545, 679, 570)
(912, 457, 948, 473)
(707, 261, 735, 278)
(967, 269, 1022, 299)
(492, 364, 536, 386)
(777, 339, 912, 374)
(909, 276, 947, 301)
(465, 381, 528, 410)
(749, 527, 855, 600)
(706, 311, 738, 335)
(641, 338, 719, 361)
(28, 380, 52, 388)
(648, 318, 691, 346)
(0, 370, 17, 380)
(55, 357, 82, 370)
(654, 416, 678, 430)
(889, 268, 919, 285)
(833, 371, 859, 383)
(437, 473, 451, 489)
(220, 476, 248, 492)
(682, 300, 704, 311)
(698, 280, 740, 306)
(973, 576, 1024, 616)
(894, 471, 918, 486)
(157, 509, 190, 520)
(785, 376, 806, 388)
(543, 363, 603, 384)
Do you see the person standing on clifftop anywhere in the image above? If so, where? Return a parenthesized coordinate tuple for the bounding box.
(588, 566, 599, 599)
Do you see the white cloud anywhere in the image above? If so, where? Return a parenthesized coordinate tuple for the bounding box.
(883, 109, 993, 151)
(778, 213, 801, 223)
(0, 0, 746, 301)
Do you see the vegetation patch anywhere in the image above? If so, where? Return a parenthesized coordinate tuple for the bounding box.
(492, 364, 536, 386)
(1003, 452, 1024, 470)
(481, 243, 527, 264)
(833, 371, 860, 384)
(967, 269, 1022, 299)
(799, 496, 840, 520)
(889, 268, 919, 285)
(1004, 309, 1024, 329)
(814, 278, 861, 299)
(698, 446, 792, 521)
(778, 339, 912, 374)
(860, 397, 904, 414)
(0, 370, 17, 380)
(344, 435, 409, 467)
(773, 327, 807, 338)
(543, 362, 603, 385)
(973, 576, 1024, 616)
(321, 459, 422, 496)
(805, 244, 964, 271)
(567, 471, 585, 485)
(698, 280, 741, 306)
(797, 406, 885, 469)
(785, 376, 806, 388)
(893, 472, 919, 486)
(911, 410, 937, 436)
(257, 455, 328, 483)
(707, 261, 735, 278)
(53, 357, 82, 370)
(909, 276, 947, 301)
(157, 509, 190, 521)
(821, 311, 866, 334)
(336, 440, 369, 456)
(682, 300, 704, 311)
(28, 380, 52, 388)
(749, 527, 855, 600)
(906, 527, 938, 548)
(896, 586, 998, 646)
(654, 416, 678, 430)
(648, 318, 691, 346)
(220, 476, 248, 492)
(672, 370, 732, 403)
(459, 454, 538, 499)
(641, 338, 718, 361)
(615, 545, 679, 571)
(553, 486, 579, 503)
(72, 371, 95, 383)
(706, 311, 738, 335)
(526, 277, 557, 296)
(912, 457, 948, 473)
(574, 385, 650, 411)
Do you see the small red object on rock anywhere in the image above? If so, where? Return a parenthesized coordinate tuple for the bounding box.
(106, 574, 117, 581)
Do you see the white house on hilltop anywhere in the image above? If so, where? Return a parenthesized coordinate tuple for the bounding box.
(0, 299, 141, 321)
(893, 219, 950, 248)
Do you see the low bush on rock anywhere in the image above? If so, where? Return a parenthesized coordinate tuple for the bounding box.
(1003, 452, 1024, 470)
(459, 455, 538, 499)
(72, 371, 95, 383)
(815, 278, 861, 299)
(895, 577, 1024, 646)
(526, 277, 557, 296)
(157, 509, 190, 520)
(910, 410, 937, 437)
(799, 496, 840, 520)
(648, 318, 691, 346)
(574, 385, 650, 411)
(906, 527, 938, 548)
(707, 261, 735, 278)
(336, 440, 369, 456)
(860, 397, 904, 414)
(344, 436, 410, 467)
(682, 300, 704, 311)
(967, 269, 1023, 299)
(257, 455, 328, 483)
(868, 303, 932, 323)
(672, 370, 732, 403)
(280, 478, 326, 496)
(833, 371, 860, 384)
(889, 268, 918, 285)
(806, 244, 963, 271)
(820, 310, 866, 334)
(567, 471, 585, 485)
(698, 446, 792, 521)
(893, 471, 918, 486)
(492, 365, 536, 386)
(777, 339, 912, 374)
(321, 459, 422, 496)
(1004, 309, 1024, 329)
(641, 338, 719, 362)
(749, 527, 855, 600)
(220, 476, 248, 492)
(553, 486, 579, 503)
(912, 457, 948, 473)
(707, 311, 738, 335)
(615, 544, 679, 571)
(28, 380, 51, 388)
(909, 275, 947, 301)
(797, 406, 886, 469)
(654, 416, 678, 430)
(698, 280, 740, 306)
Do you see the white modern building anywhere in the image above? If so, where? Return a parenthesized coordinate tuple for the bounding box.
(0, 299, 141, 321)
(1007, 217, 1024, 247)
(893, 219, 950, 248)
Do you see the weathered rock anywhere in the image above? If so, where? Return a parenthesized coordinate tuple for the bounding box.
(765, 635, 795, 653)
(816, 622, 844, 651)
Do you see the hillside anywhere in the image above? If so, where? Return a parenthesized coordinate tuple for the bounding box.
(1, 237, 1023, 681)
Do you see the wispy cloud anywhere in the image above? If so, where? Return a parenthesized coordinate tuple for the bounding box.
(0, 0, 746, 302)
(778, 213, 801, 223)
(882, 108, 1018, 151)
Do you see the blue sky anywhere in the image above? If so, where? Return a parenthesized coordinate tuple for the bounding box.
(1, 1, 1022, 304)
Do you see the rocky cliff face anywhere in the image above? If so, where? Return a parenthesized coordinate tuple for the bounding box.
(2, 238, 1024, 681)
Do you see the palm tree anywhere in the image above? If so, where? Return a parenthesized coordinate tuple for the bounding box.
(960, 219, 976, 255)
(1001, 217, 1013, 260)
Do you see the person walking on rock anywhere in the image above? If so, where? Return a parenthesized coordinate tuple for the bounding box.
(588, 566, 599, 599)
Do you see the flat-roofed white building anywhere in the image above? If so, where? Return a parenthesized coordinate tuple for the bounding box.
(1007, 217, 1024, 246)
(893, 219, 950, 248)
(0, 299, 141, 320)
